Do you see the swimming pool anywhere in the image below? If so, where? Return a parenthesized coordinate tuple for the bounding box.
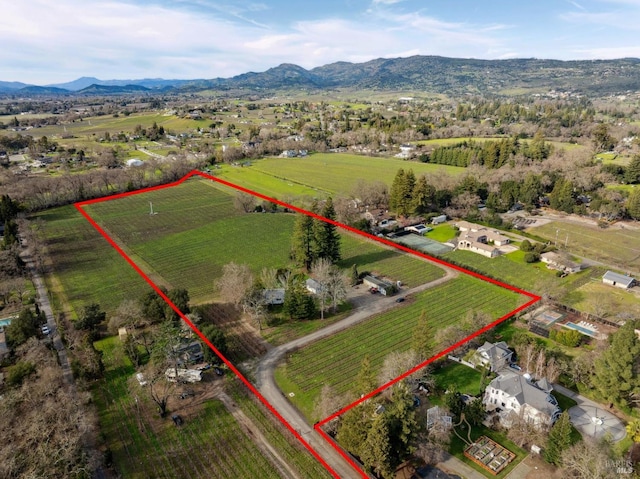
(0, 318, 13, 327)
(564, 322, 598, 337)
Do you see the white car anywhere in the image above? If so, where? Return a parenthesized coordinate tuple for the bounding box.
(41, 325, 50, 335)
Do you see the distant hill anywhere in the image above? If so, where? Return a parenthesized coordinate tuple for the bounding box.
(197, 56, 640, 95)
(0, 81, 32, 92)
(18, 85, 70, 95)
(47, 77, 195, 91)
(77, 84, 151, 94)
(6, 55, 640, 96)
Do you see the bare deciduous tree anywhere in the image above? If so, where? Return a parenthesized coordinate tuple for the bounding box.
(560, 438, 616, 479)
(215, 262, 254, 307)
(234, 192, 257, 213)
(313, 384, 344, 435)
(378, 349, 422, 388)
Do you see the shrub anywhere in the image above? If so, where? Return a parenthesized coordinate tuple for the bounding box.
(524, 252, 540, 263)
(7, 361, 36, 387)
(520, 239, 533, 252)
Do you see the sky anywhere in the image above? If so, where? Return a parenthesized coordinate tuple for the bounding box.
(2, 0, 640, 84)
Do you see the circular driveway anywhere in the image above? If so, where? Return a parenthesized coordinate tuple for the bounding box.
(568, 404, 627, 442)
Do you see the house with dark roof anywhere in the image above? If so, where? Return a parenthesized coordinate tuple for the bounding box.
(483, 372, 561, 428)
(472, 341, 513, 372)
(602, 271, 636, 289)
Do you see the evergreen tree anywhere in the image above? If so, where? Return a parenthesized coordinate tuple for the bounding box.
(5, 308, 39, 348)
(199, 323, 227, 363)
(75, 303, 106, 334)
(412, 310, 433, 360)
(357, 356, 377, 397)
(549, 178, 575, 213)
(544, 411, 577, 465)
(350, 264, 360, 286)
(625, 155, 640, 184)
(593, 320, 640, 407)
(283, 283, 316, 320)
(412, 175, 435, 215)
(314, 197, 341, 263)
(627, 188, 640, 220)
(337, 403, 372, 459)
(291, 212, 316, 270)
(166, 288, 190, 322)
(387, 383, 417, 461)
(390, 169, 416, 217)
(360, 415, 394, 479)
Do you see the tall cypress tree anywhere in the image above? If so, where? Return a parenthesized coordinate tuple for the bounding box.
(314, 197, 341, 263)
(593, 320, 640, 407)
(291, 212, 316, 270)
(544, 411, 576, 465)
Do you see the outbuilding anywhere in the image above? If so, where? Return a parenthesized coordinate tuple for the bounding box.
(362, 275, 396, 296)
(602, 271, 636, 289)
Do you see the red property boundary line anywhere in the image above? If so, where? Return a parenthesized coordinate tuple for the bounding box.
(75, 170, 540, 479)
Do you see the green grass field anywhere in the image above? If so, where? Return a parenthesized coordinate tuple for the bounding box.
(276, 275, 527, 419)
(528, 221, 640, 273)
(42, 177, 444, 315)
(30, 112, 212, 138)
(37, 206, 151, 317)
(216, 164, 324, 199)
(242, 153, 465, 196)
(93, 337, 326, 479)
(443, 249, 604, 304)
(432, 361, 485, 396)
(338, 233, 444, 287)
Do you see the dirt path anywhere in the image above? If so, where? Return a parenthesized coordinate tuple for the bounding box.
(255, 267, 459, 479)
(218, 391, 301, 479)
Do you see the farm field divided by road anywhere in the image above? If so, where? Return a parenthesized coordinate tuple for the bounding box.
(66, 171, 538, 478)
(275, 274, 529, 419)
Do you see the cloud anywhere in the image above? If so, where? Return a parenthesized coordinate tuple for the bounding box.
(560, 10, 640, 30)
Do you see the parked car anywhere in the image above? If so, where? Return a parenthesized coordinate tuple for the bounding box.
(41, 325, 50, 335)
(395, 297, 405, 303)
(214, 367, 224, 376)
(509, 363, 522, 371)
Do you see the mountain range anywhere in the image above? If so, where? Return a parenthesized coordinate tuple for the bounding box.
(3, 55, 640, 96)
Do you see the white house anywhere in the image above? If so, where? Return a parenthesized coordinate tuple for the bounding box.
(541, 252, 581, 274)
(431, 214, 447, 225)
(457, 232, 500, 258)
(305, 278, 324, 295)
(602, 271, 636, 289)
(483, 372, 561, 429)
(472, 341, 513, 372)
(404, 224, 432, 235)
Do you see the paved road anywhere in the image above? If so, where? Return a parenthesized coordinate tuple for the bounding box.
(20, 245, 76, 387)
(255, 267, 458, 478)
(20, 241, 106, 479)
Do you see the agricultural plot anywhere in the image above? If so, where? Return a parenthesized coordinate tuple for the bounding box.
(443, 249, 603, 303)
(217, 164, 323, 199)
(31, 112, 211, 138)
(93, 337, 306, 479)
(37, 206, 150, 316)
(276, 275, 528, 419)
(338, 233, 444, 287)
(528, 221, 640, 273)
(73, 171, 538, 478)
(81, 177, 444, 304)
(82, 179, 295, 303)
(248, 153, 465, 195)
